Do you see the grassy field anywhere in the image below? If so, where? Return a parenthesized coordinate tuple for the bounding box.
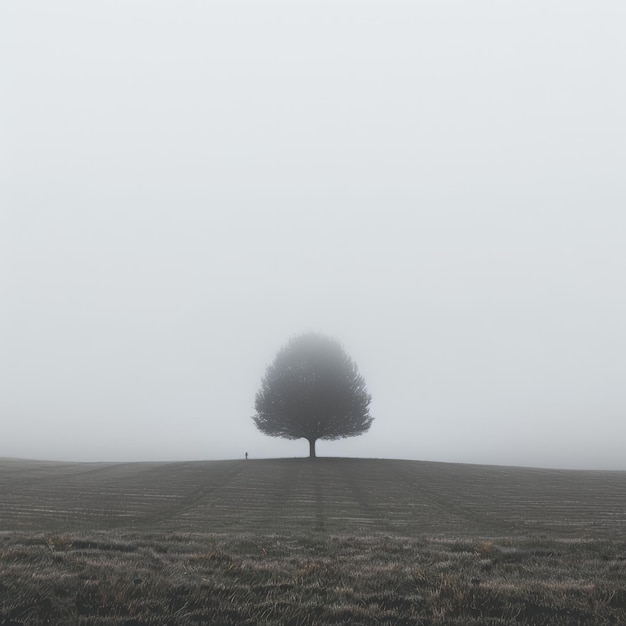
(2, 457, 626, 624)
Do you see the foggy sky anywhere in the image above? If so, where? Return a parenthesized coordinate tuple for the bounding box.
(2, 1, 625, 469)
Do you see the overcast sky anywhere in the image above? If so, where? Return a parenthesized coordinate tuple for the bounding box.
(2, 1, 625, 469)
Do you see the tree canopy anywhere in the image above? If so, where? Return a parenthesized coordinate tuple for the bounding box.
(253, 333, 373, 458)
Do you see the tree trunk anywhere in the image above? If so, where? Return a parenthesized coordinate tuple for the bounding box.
(308, 439, 316, 459)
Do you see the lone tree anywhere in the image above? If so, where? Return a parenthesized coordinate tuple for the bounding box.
(253, 333, 373, 458)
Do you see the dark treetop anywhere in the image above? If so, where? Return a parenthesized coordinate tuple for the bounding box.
(253, 333, 373, 458)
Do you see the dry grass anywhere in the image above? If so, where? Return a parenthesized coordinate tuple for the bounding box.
(2, 532, 626, 624)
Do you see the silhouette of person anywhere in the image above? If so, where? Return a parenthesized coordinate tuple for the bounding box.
(245, 452, 248, 460)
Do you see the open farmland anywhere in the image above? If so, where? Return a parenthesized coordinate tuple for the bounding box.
(2, 457, 626, 624)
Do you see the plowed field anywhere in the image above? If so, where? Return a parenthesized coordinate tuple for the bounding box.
(2, 458, 626, 625)
(2, 457, 625, 537)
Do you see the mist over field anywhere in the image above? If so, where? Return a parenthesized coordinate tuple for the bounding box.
(2, 1, 625, 469)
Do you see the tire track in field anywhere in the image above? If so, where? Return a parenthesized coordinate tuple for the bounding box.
(0, 461, 165, 531)
(329, 459, 397, 533)
(302, 459, 364, 533)
(183, 459, 306, 532)
(384, 460, 521, 534)
(134, 461, 248, 529)
(312, 461, 326, 532)
(255, 460, 314, 531)
(285, 459, 399, 534)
